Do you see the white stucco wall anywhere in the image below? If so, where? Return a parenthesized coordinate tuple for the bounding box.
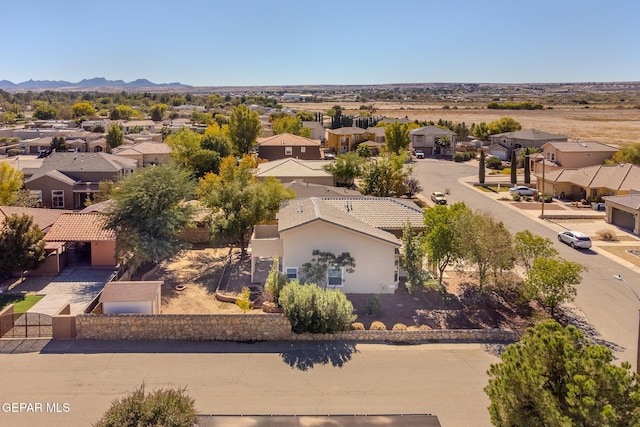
(281, 220, 399, 294)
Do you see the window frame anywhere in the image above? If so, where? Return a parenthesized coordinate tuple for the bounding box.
(285, 267, 298, 280)
(327, 266, 344, 287)
(51, 190, 65, 208)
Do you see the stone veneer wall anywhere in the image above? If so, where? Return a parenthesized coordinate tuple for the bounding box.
(76, 313, 518, 342)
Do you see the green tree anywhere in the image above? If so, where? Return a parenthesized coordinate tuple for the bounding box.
(355, 143, 372, 158)
(50, 136, 69, 152)
(435, 135, 451, 154)
(300, 250, 356, 289)
(486, 320, 640, 427)
(523, 147, 531, 184)
(487, 117, 522, 135)
(385, 121, 410, 153)
(361, 154, 410, 197)
(104, 163, 195, 269)
(513, 230, 558, 278)
(479, 150, 486, 184)
(526, 257, 585, 318)
(423, 203, 469, 287)
(272, 116, 304, 135)
(610, 142, 640, 166)
(197, 156, 294, 256)
(400, 222, 426, 293)
(323, 152, 363, 187)
(279, 281, 356, 333)
(471, 122, 490, 140)
(0, 214, 46, 279)
(32, 101, 58, 120)
(165, 128, 202, 166)
(94, 385, 196, 427)
(106, 123, 123, 151)
(71, 101, 95, 118)
(510, 150, 517, 185)
(149, 103, 168, 122)
(109, 105, 134, 121)
(85, 180, 116, 206)
(228, 104, 261, 155)
(296, 111, 315, 121)
(0, 162, 24, 205)
(264, 257, 288, 302)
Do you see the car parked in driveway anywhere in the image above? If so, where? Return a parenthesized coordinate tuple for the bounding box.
(431, 191, 447, 205)
(509, 185, 537, 196)
(558, 231, 592, 249)
(414, 150, 425, 159)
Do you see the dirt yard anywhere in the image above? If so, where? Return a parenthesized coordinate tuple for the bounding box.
(153, 247, 540, 335)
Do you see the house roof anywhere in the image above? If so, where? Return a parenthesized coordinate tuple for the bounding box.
(544, 141, 617, 153)
(603, 194, 640, 210)
(255, 158, 332, 178)
(100, 281, 161, 303)
(321, 197, 424, 230)
(278, 198, 401, 246)
(31, 169, 78, 185)
(543, 163, 640, 191)
(326, 127, 368, 135)
(257, 133, 321, 147)
(0, 206, 72, 232)
(409, 126, 456, 137)
(283, 181, 366, 198)
(45, 213, 115, 242)
(366, 127, 386, 137)
(491, 128, 567, 141)
(111, 141, 172, 155)
(79, 200, 114, 213)
(26, 152, 137, 182)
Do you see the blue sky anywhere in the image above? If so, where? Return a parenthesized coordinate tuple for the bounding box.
(1, 0, 638, 86)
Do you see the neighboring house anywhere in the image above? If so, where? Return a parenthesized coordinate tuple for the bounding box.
(531, 141, 618, 174)
(489, 128, 567, 158)
(326, 127, 369, 153)
(23, 152, 137, 209)
(100, 281, 162, 314)
(0, 206, 72, 233)
(119, 120, 157, 133)
(249, 197, 424, 293)
(487, 144, 509, 161)
(409, 126, 457, 156)
(302, 121, 325, 141)
(366, 127, 386, 144)
(283, 180, 365, 198)
(111, 141, 172, 167)
(45, 212, 117, 267)
(254, 158, 334, 186)
(603, 193, 640, 236)
(535, 163, 640, 201)
(257, 133, 322, 161)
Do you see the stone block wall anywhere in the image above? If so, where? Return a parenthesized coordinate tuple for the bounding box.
(76, 312, 518, 343)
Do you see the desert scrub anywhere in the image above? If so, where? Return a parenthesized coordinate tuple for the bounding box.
(392, 323, 408, 331)
(370, 321, 387, 331)
(351, 322, 365, 330)
(235, 286, 252, 312)
(596, 229, 618, 241)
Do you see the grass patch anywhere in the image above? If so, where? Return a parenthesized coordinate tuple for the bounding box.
(0, 294, 44, 313)
(476, 185, 511, 193)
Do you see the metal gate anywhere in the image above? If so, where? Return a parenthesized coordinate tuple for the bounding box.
(0, 312, 53, 338)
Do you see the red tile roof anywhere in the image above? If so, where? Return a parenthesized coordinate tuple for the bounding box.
(45, 213, 115, 242)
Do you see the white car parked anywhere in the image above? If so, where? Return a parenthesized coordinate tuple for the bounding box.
(509, 185, 537, 196)
(558, 231, 592, 249)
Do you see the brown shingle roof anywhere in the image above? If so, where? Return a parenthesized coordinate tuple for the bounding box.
(321, 197, 425, 230)
(45, 213, 115, 242)
(544, 141, 617, 153)
(100, 281, 161, 303)
(603, 194, 640, 210)
(544, 163, 640, 191)
(0, 206, 72, 232)
(257, 133, 321, 147)
(326, 127, 368, 135)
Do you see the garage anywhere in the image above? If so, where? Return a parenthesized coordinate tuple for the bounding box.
(604, 194, 640, 236)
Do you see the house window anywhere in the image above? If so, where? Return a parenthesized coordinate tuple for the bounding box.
(285, 147, 293, 156)
(278, 257, 283, 273)
(286, 267, 298, 280)
(300, 146, 306, 153)
(52, 190, 64, 208)
(327, 267, 343, 287)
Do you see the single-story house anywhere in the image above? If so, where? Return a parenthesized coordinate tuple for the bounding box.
(100, 281, 162, 314)
(535, 163, 640, 201)
(111, 141, 172, 167)
(257, 133, 322, 161)
(409, 126, 457, 156)
(254, 158, 334, 186)
(531, 141, 618, 174)
(249, 197, 425, 293)
(45, 213, 117, 267)
(603, 193, 640, 236)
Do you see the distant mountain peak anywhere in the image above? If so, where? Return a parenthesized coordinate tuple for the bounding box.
(0, 77, 188, 91)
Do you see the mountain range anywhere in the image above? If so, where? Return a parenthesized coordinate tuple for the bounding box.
(0, 77, 189, 91)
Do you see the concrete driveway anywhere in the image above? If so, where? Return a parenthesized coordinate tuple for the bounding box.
(7, 268, 115, 315)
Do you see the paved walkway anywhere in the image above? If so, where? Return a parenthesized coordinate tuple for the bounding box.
(7, 268, 115, 315)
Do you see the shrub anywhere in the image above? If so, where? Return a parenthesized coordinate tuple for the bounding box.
(523, 196, 531, 202)
(512, 193, 521, 201)
(419, 324, 431, 330)
(351, 322, 365, 330)
(94, 385, 196, 427)
(7, 148, 22, 157)
(370, 321, 387, 331)
(279, 281, 356, 333)
(264, 257, 288, 302)
(596, 229, 618, 241)
(235, 286, 252, 312)
(367, 295, 381, 315)
(453, 152, 465, 162)
(486, 157, 503, 169)
(392, 323, 408, 331)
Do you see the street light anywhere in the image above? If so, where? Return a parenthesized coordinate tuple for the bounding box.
(613, 274, 640, 373)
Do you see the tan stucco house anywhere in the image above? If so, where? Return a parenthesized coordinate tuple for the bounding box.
(531, 141, 618, 174)
(111, 141, 172, 167)
(489, 129, 567, 158)
(603, 193, 640, 236)
(254, 158, 334, 185)
(249, 197, 424, 293)
(409, 126, 457, 156)
(326, 127, 370, 153)
(257, 133, 322, 161)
